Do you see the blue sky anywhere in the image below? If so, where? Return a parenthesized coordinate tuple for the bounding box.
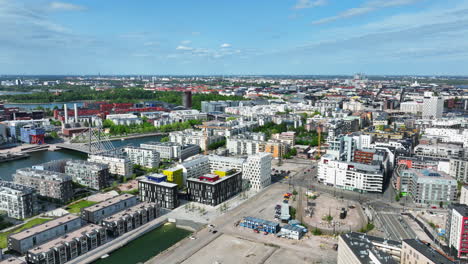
(1, 0, 467, 75)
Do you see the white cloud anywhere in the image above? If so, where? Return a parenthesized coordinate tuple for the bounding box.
(220, 43, 231, 48)
(49, 2, 86, 11)
(176, 45, 193, 51)
(181, 40, 192, 45)
(293, 0, 327, 10)
(311, 0, 420, 24)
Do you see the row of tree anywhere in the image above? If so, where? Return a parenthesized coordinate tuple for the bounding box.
(0, 87, 245, 111)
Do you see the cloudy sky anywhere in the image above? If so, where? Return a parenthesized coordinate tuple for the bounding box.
(1, 0, 467, 75)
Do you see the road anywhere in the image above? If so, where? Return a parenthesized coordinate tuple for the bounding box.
(376, 212, 416, 241)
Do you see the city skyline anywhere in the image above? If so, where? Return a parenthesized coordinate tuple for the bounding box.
(1, 0, 468, 75)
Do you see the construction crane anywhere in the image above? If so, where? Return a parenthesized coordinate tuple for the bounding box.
(197, 121, 227, 155)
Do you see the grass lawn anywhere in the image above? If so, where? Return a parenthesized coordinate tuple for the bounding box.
(66, 200, 97, 214)
(0, 218, 51, 248)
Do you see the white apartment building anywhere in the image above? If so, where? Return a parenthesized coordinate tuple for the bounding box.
(123, 147, 160, 168)
(414, 143, 464, 159)
(209, 155, 245, 172)
(0, 181, 37, 219)
(176, 155, 211, 184)
(318, 155, 384, 193)
(106, 114, 142, 126)
(424, 127, 468, 147)
(169, 129, 225, 150)
(422, 92, 444, 119)
(460, 185, 468, 206)
(400, 101, 423, 114)
(450, 159, 468, 183)
(226, 137, 263, 156)
(447, 204, 468, 259)
(140, 142, 200, 160)
(242, 153, 272, 191)
(88, 153, 132, 178)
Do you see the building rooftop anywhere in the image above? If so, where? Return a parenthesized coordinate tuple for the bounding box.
(0, 257, 26, 264)
(66, 159, 109, 169)
(243, 216, 279, 227)
(0, 181, 35, 194)
(15, 168, 72, 182)
(28, 224, 103, 255)
(83, 194, 136, 213)
(139, 178, 178, 188)
(403, 239, 454, 264)
(9, 214, 80, 240)
(102, 202, 156, 223)
(341, 232, 400, 264)
(187, 171, 241, 185)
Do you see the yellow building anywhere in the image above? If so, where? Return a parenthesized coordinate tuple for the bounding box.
(213, 169, 235, 178)
(163, 168, 183, 188)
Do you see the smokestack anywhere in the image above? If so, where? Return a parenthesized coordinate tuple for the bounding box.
(74, 103, 78, 122)
(64, 104, 68, 124)
(183, 91, 192, 109)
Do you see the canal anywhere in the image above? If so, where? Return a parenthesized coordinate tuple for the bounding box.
(93, 223, 192, 264)
(0, 135, 162, 181)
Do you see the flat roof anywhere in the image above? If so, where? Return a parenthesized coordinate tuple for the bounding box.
(340, 232, 400, 264)
(102, 202, 156, 222)
(403, 239, 454, 264)
(28, 224, 103, 255)
(9, 214, 80, 240)
(83, 194, 136, 213)
(243, 216, 279, 227)
(187, 172, 240, 185)
(138, 178, 178, 188)
(0, 257, 26, 264)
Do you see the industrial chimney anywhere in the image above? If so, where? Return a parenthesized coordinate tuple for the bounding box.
(64, 104, 68, 124)
(183, 91, 192, 109)
(74, 103, 78, 122)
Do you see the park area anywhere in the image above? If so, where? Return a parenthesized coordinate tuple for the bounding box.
(0, 218, 51, 248)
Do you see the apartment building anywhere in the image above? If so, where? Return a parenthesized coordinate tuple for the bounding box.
(169, 129, 225, 150)
(123, 146, 160, 168)
(406, 169, 457, 205)
(461, 186, 468, 206)
(242, 153, 272, 191)
(8, 214, 82, 254)
(140, 142, 200, 160)
(414, 143, 464, 159)
(88, 153, 132, 178)
(208, 155, 245, 172)
(32, 159, 68, 173)
(271, 131, 296, 145)
(446, 204, 468, 259)
(450, 159, 468, 183)
(81, 194, 138, 224)
(0, 181, 37, 219)
(401, 239, 454, 264)
(26, 224, 106, 264)
(176, 156, 210, 185)
(13, 168, 73, 203)
(318, 155, 385, 193)
(187, 172, 242, 206)
(101, 202, 159, 237)
(139, 176, 179, 209)
(65, 160, 110, 190)
(337, 232, 401, 264)
(422, 92, 444, 119)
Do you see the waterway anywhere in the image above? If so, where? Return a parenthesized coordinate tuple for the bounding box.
(4, 102, 85, 110)
(93, 223, 192, 264)
(0, 135, 162, 181)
